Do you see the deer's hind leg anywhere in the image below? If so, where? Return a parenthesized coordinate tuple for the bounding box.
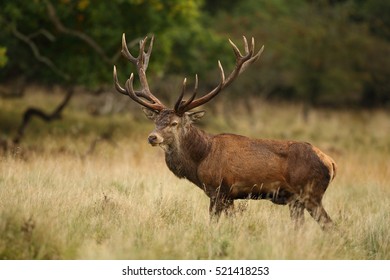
(302, 182, 333, 231)
(288, 198, 305, 229)
(304, 199, 333, 231)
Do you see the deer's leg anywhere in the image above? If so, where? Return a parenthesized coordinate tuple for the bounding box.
(288, 199, 305, 229)
(223, 199, 235, 217)
(301, 180, 334, 231)
(209, 197, 221, 221)
(209, 197, 234, 221)
(304, 199, 333, 231)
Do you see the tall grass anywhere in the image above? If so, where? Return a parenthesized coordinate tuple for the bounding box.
(1, 93, 389, 259)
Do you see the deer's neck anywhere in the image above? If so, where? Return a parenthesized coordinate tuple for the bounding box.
(164, 125, 211, 186)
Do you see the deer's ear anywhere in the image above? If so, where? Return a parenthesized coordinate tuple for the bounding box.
(142, 107, 158, 121)
(186, 110, 205, 122)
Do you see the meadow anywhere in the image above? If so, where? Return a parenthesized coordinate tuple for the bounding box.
(0, 91, 389, 259)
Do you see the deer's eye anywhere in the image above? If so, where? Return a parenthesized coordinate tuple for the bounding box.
(170, 121, 178, 127)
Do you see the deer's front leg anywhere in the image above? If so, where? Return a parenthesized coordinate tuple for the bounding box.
(209, 196, 234, 221)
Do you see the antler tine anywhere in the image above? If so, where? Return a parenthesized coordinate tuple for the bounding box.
(239, 45, 264, 76)
(143, 35, 154, 71)
(175, 75, 200, 114)
(250, 37, 255, 54)
(184, 74, 198, 105)
(176, 37, 263, 113)
(114, 65, 155, 103)
(113, 65, 127, 95)
(174, 78, 187, 112)
(229, 38, 243, 59)
(138, 36, 147, 65)
(243, 36, 249, 54)
(218, 61, 226, 85)
(146, 35, 154, 56)
(121, 33, 136, 63)
(124, 73, 165, 111)
(178, 63, 224, 113)
(114, 34, 167, 112)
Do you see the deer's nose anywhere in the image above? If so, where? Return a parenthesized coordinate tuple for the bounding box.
(148, 134, 159, 145)
(147, 132, 163, 146)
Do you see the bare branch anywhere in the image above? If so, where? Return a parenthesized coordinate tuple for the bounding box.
(10, 25, 70, 80)
(46, 0, 112, 65)
(45, 0, 143, 65)
(28, 29, 56, 42)
(13, 88, 74, 144)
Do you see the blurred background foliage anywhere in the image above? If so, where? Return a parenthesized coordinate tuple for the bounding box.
(0, 0, 389, 107)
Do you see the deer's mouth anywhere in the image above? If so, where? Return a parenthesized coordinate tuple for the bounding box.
(149, 142, 160, 147)
(148, 134, 164, 146)
(148, 140, 161, 146)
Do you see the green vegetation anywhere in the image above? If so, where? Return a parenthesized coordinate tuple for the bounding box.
(0, 0, 389, 106)
(0, 0, 224, 88)
(0, 47, 7, 68)
(1, 94, 389, 259)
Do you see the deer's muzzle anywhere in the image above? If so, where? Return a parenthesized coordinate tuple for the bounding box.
(148, 133, 163, 146)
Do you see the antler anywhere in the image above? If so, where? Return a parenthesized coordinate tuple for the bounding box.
(175, 36, 264, 115)
(113, 34, 166, 112)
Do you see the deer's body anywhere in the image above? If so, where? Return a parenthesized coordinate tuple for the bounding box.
(114, 34, 337, 230)
(196, 133, 334, 201)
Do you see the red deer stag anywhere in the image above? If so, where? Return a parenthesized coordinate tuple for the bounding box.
(113, 34, 337, 230)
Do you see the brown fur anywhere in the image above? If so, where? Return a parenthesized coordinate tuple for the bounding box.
(145, 108, 336, 230)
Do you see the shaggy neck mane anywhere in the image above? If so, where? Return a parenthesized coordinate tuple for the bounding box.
(164, 125, 211, 186)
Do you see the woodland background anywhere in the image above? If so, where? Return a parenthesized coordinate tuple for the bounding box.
(1, 0, 389, 107)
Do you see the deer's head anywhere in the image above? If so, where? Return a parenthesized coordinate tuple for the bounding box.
(113, 34, 263, 150)
(141, 107, 205, 150)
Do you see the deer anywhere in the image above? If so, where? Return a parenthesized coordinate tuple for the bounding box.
(113, 34, 337, 230)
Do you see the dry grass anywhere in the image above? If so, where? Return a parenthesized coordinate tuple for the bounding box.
(1, 94, 389, 259)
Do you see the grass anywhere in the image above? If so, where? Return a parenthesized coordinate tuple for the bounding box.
(0, 92, 389, 259)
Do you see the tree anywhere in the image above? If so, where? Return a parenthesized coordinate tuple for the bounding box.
(207, 0, 390, 107)
(0, 0, 217, 88)
(0, 0, 230, 143)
